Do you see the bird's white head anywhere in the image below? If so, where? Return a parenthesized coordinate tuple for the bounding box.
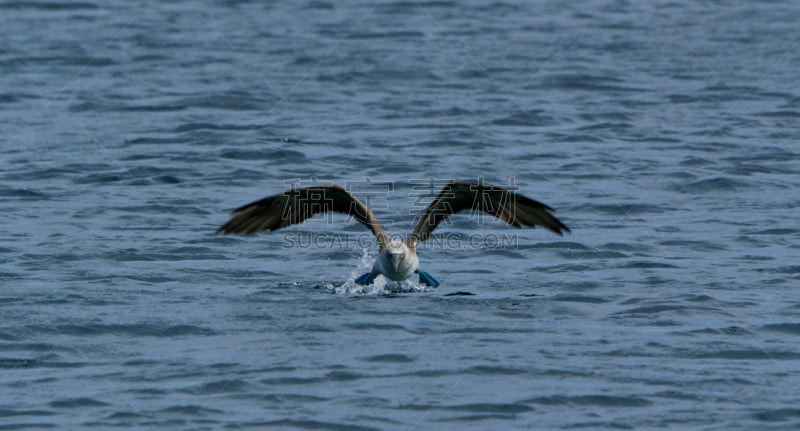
(384, 239, 409, 272)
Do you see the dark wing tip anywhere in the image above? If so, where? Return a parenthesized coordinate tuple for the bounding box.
(497, 186, 570, 236)
(215, 195, 281, 235)
(553, 222, 571, 236)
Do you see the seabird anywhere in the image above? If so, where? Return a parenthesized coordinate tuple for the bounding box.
(217, 181, 569, 287)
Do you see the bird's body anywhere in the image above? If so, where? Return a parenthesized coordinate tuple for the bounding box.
(217, 181, 569, 287)
(375, 240, 419, 282)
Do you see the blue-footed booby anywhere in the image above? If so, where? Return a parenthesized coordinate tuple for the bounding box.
(217, 181, 569, 287)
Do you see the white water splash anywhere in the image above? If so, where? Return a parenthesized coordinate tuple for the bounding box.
(326, 248, 431, 295)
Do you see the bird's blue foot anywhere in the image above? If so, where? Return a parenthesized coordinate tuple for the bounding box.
(416, 270, 440, 287)
(355, 272, 378, 286)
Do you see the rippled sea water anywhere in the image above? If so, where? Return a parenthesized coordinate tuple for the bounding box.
(2, 1, 800, 430)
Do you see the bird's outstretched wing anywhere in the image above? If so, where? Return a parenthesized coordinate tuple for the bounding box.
(409, 181, 569, 243)
(217, 184, 387, 245)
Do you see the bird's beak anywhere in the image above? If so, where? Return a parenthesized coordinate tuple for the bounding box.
(391, 254, 401, 271)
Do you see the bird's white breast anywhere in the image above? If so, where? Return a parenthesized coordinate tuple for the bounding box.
(375, 247, 419, 281)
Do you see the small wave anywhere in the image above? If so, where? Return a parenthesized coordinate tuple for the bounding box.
(466, 365, 527, 376)
(577, 122, 633, 131)
(689, 326, 751, 336)
(254, 419, 381, 431)
(722, 147, 799, 163)
(175, 93, 267, 111)
(72, 166, 194, 186)
(682, 294, 716, 302)
(0, 357, 86, 369)
(551, 133, 606, 143)
(185, 379, 253, 395)
(124, 137, 187, 146)
(49, 397, 109, 408)
(752, 408, 800, 422)
(219, 148, 307, 162)
(756, 110, 800, 118)
(679, 156, 715, 166)
(0, 93, 24, 103)
(343, 323, 420, 334)
(695, 349, 800, 360)
(255, 393, 329, 403)
(761, 323, 800, 334)
(25, 323, 216, 337)
(0, 188, 49, 200)
(536, 73, 645, 92)
(0, 2, 97, 10)
(675, 177, 753, 193)
(534, 264, 594, 274)
(347, 31, 425, 39)
(618, 261, 679, 269)
(0, 358, 42, 369)
(567, 250, 627, 259)
(652, 390, 703, 401)
(444, 291, 475, 296)
(600, 242, 651, 252)
(9, 55, 112, 67)
(172, 122, 263, 133)
(106, 411, 145, 421)
(658, 240, 727, 252)
(420, 106, 473, 117)
(117, 103, 186, 112)
(524, 241, 588, 250)
(447, 327, 536, 334)
(261, 375, 326, 386)
(325, 370, 366, 382)
(398, 402, 532, 414)
(437, 413, 521, 422)
(748, 228, 800, 235)
(551, 294, 610, 304)
(445, 402, 533, 414)
(157, 405, 224, 415)
(523, 394, 652, 407)
(615, 304, 689, 315)
(362, 353, 414, 363)
(491, 111, 556, 127)
(581, 203, 666, 215)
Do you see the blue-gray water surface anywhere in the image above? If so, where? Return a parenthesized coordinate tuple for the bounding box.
(2, 1, 800, 430)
